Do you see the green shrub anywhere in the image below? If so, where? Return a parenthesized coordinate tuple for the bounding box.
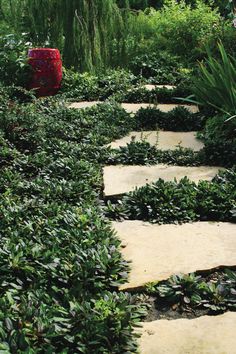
(61, 68, 138, 101)
(129, 51, 183, 82)
(61, 69, 100, 100)
(126, 1, 222, 66)
(0, 33, 31, 87)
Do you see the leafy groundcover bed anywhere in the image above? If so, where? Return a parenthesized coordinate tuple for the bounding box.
(134, 268, 236, 322)
(105, 169, 236, 223)
(0, 92, 145, 353)
(1, 86, 236, 352)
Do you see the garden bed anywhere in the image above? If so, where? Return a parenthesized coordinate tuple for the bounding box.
(140, 267, 236, 321)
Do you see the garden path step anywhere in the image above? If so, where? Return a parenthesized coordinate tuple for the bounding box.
(108, 131, 204, 151)
(138, 312, 236, 354)
(103, 165, 223, 197)
(69, 101, 198, 113)
(143, 84, 176, 91)
(121, 103, 198, 114)
(112, 221, 236, 291)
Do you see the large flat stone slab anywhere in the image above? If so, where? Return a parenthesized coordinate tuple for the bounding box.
(69, 101, 100, 109)
(138, 312, 236, 354)
(108, 131, 204, 151)
(69, 101, 199, 113)
(113, 221, 236, 290)
(103, 165, 223, 197)
(143, 84, 176, 91)
(121, 103, 198, 114)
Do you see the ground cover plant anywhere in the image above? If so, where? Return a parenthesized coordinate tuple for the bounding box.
(144, 268, 236, 318)
(60, 69, 191, 103)
(134, 106, 205, 131)
(105, 168, 236, 223)
(0, 95, 147, 352)
(105, 135, 236, 168)
(107, 141, 204, 166)
(1, 0, 236, 351)
(113, 83, 192, 103)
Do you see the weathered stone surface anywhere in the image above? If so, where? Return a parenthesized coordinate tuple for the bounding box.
(69, 101, 199, 113)
(121, 103, 199, 114)
(144, 84, 176, 91)
(103, 165, 223, 197)
(138, 312, 236, 354)
(108, 131, 204, 151)
(69, 101, 100, 109)
(112, 221, 236, 290)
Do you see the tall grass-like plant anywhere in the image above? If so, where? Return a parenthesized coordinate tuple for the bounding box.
(188, 43, 236, 118)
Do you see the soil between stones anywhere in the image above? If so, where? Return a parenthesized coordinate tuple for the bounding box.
(143, 296, 210, 321)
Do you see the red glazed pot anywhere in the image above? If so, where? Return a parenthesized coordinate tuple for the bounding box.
(28, 48, 62, 97)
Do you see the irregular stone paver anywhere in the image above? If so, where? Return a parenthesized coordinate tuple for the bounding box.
(144, 84, 176, 91)
(108, 131, 204, 151)
(138, 312, 236, 354)
(103, 165, 223, 197)
(121, 103, 198, 114)
(69, 101, 199, 113)
(113, 221, 236, 290)
(69, 101, 100, 109)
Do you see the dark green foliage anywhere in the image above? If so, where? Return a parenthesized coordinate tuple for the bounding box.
(107, 141, 203, 166)
(106, 138, 236, 168)
(105, 169, 236, 223)
(97, 70, 138, 100)
(61, 69, 138, 101)
(0, 95, 143, 352)
(129, 51, 184, 82)
(146, 268, 236, 315)
(201, 140, 236, 167)
(106, 178, 198, 223)
(135, 106, 204, 131)
(115, 84, 192, 103)
(199, 115, 236, 166)
(61, 68, 191, 103)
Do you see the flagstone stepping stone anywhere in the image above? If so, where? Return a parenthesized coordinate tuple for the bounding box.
(69, 101, 101, 109)
(69, 101, 199, 113)
(103, 165, 223, 197)
(143, 84, 176, 91)
(138, 312, 236, 354)
(121, 103, 198, 114)
(113, 221, 236, 291)
(108, 131, 204, 151)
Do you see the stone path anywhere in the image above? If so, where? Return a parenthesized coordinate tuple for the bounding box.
(108, 131, 204, 151)
(113, 221, 236, 290)
(69, 101, 199, 113)
(138, 312, 236, 354)
(100, 87, 235, 353)
(143, 84, 176, 91)
(103, 165, 223, 197)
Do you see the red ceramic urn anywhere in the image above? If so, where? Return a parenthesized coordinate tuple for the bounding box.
(28, 48, 62, 97)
